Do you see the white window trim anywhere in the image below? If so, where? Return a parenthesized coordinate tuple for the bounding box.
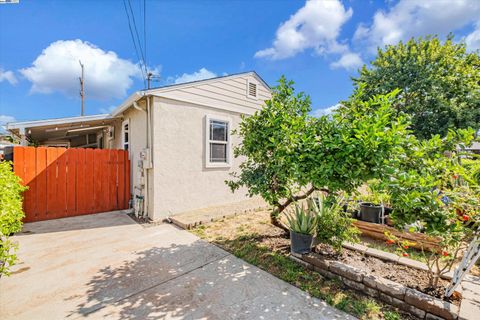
(122, 119, 130, 151)
(246, 79, 258, 100)
(205, 115, 232, 168)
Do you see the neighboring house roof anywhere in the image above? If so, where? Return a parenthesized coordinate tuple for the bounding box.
(6, 114, 112, 131)
(111, 71, 271, 116)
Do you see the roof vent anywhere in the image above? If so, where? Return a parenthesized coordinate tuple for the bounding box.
(248, 82, 257, 98)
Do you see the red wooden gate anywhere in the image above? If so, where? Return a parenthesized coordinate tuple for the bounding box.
(13, 146, 131, 222)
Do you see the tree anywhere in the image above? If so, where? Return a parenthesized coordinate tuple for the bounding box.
(0, 161, 27, 277)
(227, 77, 410, 230)
(385, 129, 479, 287)
(352, 35, 480, 139)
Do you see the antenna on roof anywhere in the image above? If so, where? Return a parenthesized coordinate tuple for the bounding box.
(79, 60, 85, 116)
(146, 72, 160, 90)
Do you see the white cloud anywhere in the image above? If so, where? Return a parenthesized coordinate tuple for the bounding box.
(0, 68, 17, 85)
(254, 0, 361, 70)
(20, 39, 142, 100)
(465, 24, 480, 51)
(355, 0, 480, 52)
(330, 52, 363, 70)
(312, 104, 341, 117)
(173, 68, 217, 84)
(0, 115, 16, 132)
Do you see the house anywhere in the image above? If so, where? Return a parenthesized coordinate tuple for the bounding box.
(6, 71, 271, 221)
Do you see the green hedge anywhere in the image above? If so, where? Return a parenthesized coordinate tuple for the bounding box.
(0, 161, 27, 276)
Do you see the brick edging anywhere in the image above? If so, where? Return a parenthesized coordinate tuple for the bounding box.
(290, 252, 460, 320)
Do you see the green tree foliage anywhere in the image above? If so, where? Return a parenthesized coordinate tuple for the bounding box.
(386, 129, 479, 287)
(352, 35, 480, 139)
(0, 161, 27, 276)
(227, 77, 410, 229)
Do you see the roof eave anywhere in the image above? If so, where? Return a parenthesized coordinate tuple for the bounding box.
(110, 91, 144, 117)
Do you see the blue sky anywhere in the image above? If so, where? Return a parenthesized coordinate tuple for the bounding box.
(1, 0, 479, 127)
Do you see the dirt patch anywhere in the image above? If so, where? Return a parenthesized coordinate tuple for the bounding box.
(314, 244, 458, 304)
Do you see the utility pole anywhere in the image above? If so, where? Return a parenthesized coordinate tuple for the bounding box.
(79, 60, 85, 116)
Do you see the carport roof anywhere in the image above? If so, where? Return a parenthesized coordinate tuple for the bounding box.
(7, 114, 113, 130)
(6, 114, 113, 131)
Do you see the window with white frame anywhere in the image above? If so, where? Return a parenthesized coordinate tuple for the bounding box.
(206, 116, 231, 166)
(122, 120, 129, 151)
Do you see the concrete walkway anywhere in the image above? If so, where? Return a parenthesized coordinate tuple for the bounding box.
(0, 211, 354, 320)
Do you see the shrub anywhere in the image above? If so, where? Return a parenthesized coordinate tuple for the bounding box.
(386, 129, 479, 287)
(0, 161, 27, 276)
(310, 194, 359, 252)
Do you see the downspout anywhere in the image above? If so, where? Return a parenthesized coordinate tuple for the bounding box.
(145, 95, 152, 219)
(133, 99, 149, 217)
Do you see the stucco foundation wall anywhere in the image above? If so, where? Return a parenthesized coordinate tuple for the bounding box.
(151, 97, 261, 220)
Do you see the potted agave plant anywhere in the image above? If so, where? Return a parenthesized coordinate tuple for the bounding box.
(285, 203, 317, 254)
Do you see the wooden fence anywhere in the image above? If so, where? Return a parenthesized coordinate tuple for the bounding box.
(13, 146, 131, 222)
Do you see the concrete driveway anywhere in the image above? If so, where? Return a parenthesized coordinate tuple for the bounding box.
(0, 211, 354, 320)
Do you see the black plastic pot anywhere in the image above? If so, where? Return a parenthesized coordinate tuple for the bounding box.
(359, 202, 383, 223)
(290, 230, 313, 254)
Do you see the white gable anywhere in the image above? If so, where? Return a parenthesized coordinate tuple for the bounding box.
(149, 72, 271, 115)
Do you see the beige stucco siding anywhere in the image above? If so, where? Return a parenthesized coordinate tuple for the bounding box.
(107, 73, 270, 220)
(151, 97, 258, 219)
(109, 104, 151, 211)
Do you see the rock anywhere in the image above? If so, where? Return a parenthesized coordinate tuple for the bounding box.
(313, 266, 336, 279)
(302, 253, 331, 270)
(289, 254, 313, 270)
(398, 257, 430, 272)
(378, 292, 405, 308)
(329, 261, 365, 282)
(342, 242, 368, 254)
(365, 247, 399, 263)
(405, 288, 459, 320)
(404, 305, 427, 319)
(425, 313, 445, 320)
(343, 278, 366, 292)
(362, 274, 406, 300)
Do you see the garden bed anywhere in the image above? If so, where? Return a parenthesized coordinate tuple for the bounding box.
(293, 250, 461, 320)
(315, 245, 454, 301)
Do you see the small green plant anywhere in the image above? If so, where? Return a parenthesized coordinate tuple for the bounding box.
(311, 194, 360, 252)
(359, 180, 391, 205)
(0, 161, 27, 277)
(284, 203, 317, 235)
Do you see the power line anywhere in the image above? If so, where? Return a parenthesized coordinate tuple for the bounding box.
(122, 0, 146, 87)
(127, 0, 147, 75)
(143, 0, 147, 70)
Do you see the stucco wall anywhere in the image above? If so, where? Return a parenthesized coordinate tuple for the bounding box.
(151, 96, 262, 219)
(109, 104, 151, 212)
